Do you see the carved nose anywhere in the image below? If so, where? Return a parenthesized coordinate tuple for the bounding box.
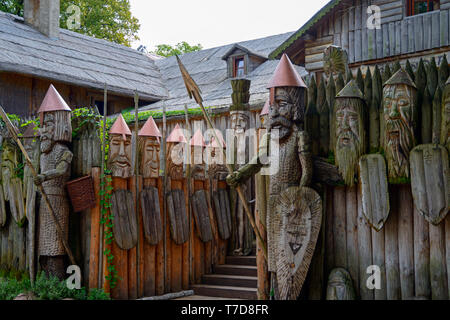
(389, 105, 400, 118)
(119, 142, 125, 155)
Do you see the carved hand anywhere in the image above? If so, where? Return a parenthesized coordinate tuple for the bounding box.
(226, 171, 242, 188)
(33, 174, 45, 186)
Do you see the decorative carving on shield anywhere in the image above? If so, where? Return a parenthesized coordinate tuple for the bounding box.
(140, 187, 162, 245)
(111, 189, 138, 250)
(410, 144, 450, 225)
(274, 186, 322, 300)
(358, 154, 390, 231)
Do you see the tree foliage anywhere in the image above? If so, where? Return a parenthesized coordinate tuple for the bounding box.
(152, 41, 203, 57)
(0, 0, 140, 47)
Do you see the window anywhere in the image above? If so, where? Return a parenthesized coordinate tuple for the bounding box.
(233, 56, 245, 77)
(407, 0, 440, 16)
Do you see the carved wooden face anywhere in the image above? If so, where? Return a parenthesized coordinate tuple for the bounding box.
(140, 137, 160, 178)
(441, 88, 450, 151)
(383, 84, 416, 179)
(108, 134, 132, 178)
(1, 142, 17, 176)
(326, 268, 355, 300)
(40, 113, 56, 153)
(167, 142, 185, 180)
(334, 98, 365, 186)
(269, 88, 296, 141)
(230, 111, 249, 134)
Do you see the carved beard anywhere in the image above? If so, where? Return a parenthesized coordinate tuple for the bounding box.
(335, 130, 360, 186)
(385, 118, 413, 179)
(143, 164, 158, 178)
(270, 116, 293, 141)
(40, 137, 54, 153)
(111, 162, 132, 178)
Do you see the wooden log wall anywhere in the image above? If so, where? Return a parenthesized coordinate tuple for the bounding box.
(324, 185, 450, 300)
(306, 0, 450, 72)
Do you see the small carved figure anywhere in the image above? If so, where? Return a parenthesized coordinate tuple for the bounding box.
(107, 114, 133, 178)
(138, 116, 161, 179)
(441, 77, 450, 152)
(382, 68, 417, 180)
(334, 80, 366, 186)
(227, 54, 317, 299)
(166, 124, 187, 181)
(34, 84, 73, 279)
(326, 268, 356, 300)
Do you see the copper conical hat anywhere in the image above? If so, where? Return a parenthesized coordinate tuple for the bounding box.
(138, 116, 161, 137)
(190, 129, 206, 147)
(38, 84, 71, 113)
(384, 68, 416, 88)
(109, 114, 132, 140)
(267, 54, 307, 89)
(167, 124, 187, 143)
(336, 79, 364, 99)
(260, 99, 269, 116)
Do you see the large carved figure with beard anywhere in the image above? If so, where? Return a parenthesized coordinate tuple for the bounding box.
(34, 84, 73, 279)
(382, 69, 417, 180)
(107, 114, 133, 178)
(138, 116, 161, 179)
(227, 54, 316, 299)
(334, 80, 366, 186)
(441, 77, 450, 152)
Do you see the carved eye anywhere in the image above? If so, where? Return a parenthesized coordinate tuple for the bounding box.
(398, 99, 408, 107)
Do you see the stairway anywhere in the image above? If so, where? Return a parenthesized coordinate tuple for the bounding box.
(190, 255, 258, 300)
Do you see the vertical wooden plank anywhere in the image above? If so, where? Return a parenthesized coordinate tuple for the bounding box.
(432, 11, 440, 48)
(335, 11, 341, 34)
(408, 17, 415, 53)
(429, 222, 449, 300)
(171, 241, 183, 292)
(143, 178, 156, 297)
(88, 167, 101, 289)
(440, 9, 449, 48)
(371, 221, 386, 299)
(395, 21, 401, 55)
(384, 190, 400, 300)
(128, 177, 137, 300)
(414, 206, 431, 299)
(342, 10, 349, 53)
(333, 186, 347, 268)
(334, 34, 341, 47)
(446, 215, 450, 299)
(397, 185, 415, 299)
(355, 29, 362, 62)
(325, 186, 335, 275)
(362, 26, 369, 61)
(376, 26, 383, 59)
(357, 186, 374, 300)
(389, 22, 395, 57)
(155, 177, 165, 295)
(423, 13, 432, 50)
(349, 31, 355, 63)
(346, 186, 359, 295)
(401, 19, 408, 55)
(182, 181, 190, 290)
(355, 0, 362, 30)
(415, 15, 424, 52)
(349, 5, 355, 32)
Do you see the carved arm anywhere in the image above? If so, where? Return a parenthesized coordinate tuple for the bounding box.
(298, 131, 313, 187)
(34, 150, 73, 185)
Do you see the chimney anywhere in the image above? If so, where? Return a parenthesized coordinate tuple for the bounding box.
(24, 0, 60, 39)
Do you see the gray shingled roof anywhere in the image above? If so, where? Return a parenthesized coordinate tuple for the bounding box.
(141, 31, 306, 112)
(0, 11, 167, 101)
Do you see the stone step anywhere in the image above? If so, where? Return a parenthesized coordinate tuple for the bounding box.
(202, 274, 257, 287)
(225, 256, 257, 266)
(191, 284, 257, 300)
(214, 264, 257, 277)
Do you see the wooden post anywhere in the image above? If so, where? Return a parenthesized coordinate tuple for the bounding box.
(398, 185, 414, 299)
(99, 84, 107, 289)
(88, 167, 101, 289)
(183, 105, 192, 289)
(357, 185, 373, 300)
(384, 188, 400, 300)
(346, 186, 359, 297)
(133, 91, 141, 297)
(414, 204, 430, 299)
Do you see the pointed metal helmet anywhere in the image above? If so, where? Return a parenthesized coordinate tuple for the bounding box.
(384, 68, 417, 88)
(267, 54, 307, 89)
(138, 116, 161, 143)
(336, 79, 364, 100)
(109, 114, 132, 141)
(190, 129, 206, 147)
(167, 123, 187, 143)
(38, 84, 72, 114)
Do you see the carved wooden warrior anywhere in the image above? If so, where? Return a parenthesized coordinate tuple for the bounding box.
(441, 76, 450, 152)
(227, 54, 317, 299)
(326, 268, 356, 300)
(138, 116, 161, 179)
(166, 124, 187, 181)
(334, 80, 366, 186)
(34, 84, 73, 279)
(382, 68, 417, 180)
(108, 114, 132, 178)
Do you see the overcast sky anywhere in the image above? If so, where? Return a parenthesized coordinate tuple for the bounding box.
(129, 0, 330, 51)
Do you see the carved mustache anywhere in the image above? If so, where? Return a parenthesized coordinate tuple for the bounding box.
(337, 130, 359, 147)
(270, 116, 292, 129)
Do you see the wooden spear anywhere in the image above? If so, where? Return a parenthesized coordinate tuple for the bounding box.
(134, 91, 141, 296)
(175, 56, 267, 260)
(98, 84, 107, 288)
(0, 106, 77, 265)
(183, 104, 193, 281)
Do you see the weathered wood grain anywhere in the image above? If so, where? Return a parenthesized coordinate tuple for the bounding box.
(429, 222, 449, 300)
(413, 206, 431, 299)
(111, 189, 138, 250)
(140, 187, 163, 245)
(346, 186, 359, 296)
(167, 189, 189, 245)
(384, 190, 400, 300)
(192, 189, 213, 243)
(333, 186, 347, 268)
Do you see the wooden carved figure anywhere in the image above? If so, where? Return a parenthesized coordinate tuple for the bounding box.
(334, 80, 366, 186)
(107, 114, 132, 178)
(138, 116, 163, 245)
(34, 84, 73, 279)
(326, 268, 356, 300)
(410, 144, 450, 225)
(166, 124, 189, 245)
(207, 133, 231, 240)
(441, 77, 450, 152)
(190, 129, 213, 242)
(227, 54, 317, 300)
(229, 79, 253, 256)
(359, 154, 390, 231)
(382, 68, 417, 180)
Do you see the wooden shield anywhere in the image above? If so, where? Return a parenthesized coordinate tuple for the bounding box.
(213, 189, 231, 240)
(111, 189, 138, 250)
(358, 154, 390, 231)
(192, 190, 213, 242)
(140, 187, 162, 245)
(410, 144, 450, 225)
(167, 189, 189, 244)
(275, 186, 322, 300)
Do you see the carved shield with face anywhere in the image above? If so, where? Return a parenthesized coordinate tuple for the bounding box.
(359, 154, 390, 231)
(410, 144, 450, 225)
(274, 186, 322, 300)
